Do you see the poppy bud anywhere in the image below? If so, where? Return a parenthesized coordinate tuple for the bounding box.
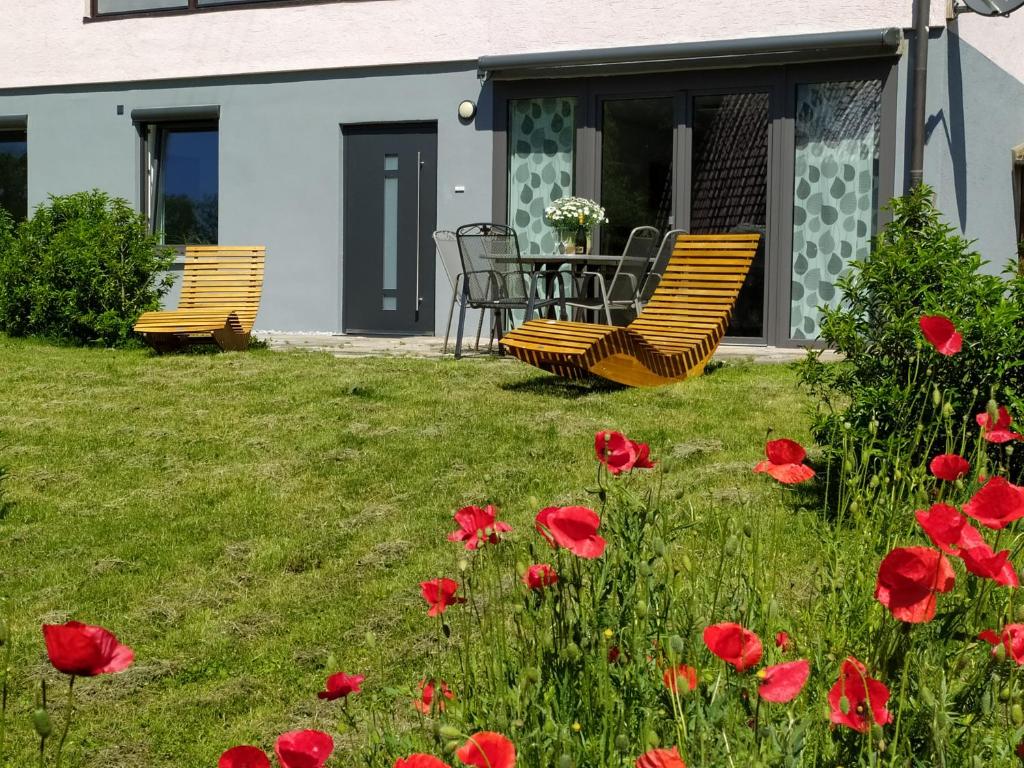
(869, 475, 880, 489)
(32, 708, 52, 739)
(652, 538, 665, 557)
(724, 536, 739, 556)
(848, 499, 860, 515)
(457, 558, 469, 572)
(1000, 686, 1013, 702)
(871, 725, 884, 743)
(1007, 445, 1016, 457)
(564, 642, 581, 662)
(1014, 704, 1024, 725)
(995, 644, 1008, 663)
(439, 725, 463, 740)
(644, 730, 660, 748)
(681, 554, 692, 572)
(742, 522, 753, 538)
(843, 421, 852, 430)
(942, 402, 954, 418)
(932, 387, 942, 408)
(668, 634, 685, 657)
(614, 734, 630, 752)
(523, 667, 540, 685)
(920, 685, 935, 707)
(869, 420, 879, 436)
(981, 689, 993, 714)
(639, 562, 653, 577)
(558, 754, 574, 768)
(843, 458, 854, 473)
(446, 740, 461, 753)
(838, 695, 850, 714)
(635, 601, 649, 619)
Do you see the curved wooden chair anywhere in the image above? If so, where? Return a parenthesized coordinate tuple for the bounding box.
(134, 246, 266, 353)
(499, 233, 760, 387)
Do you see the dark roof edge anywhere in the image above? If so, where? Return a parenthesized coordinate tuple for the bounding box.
(477, 28, 903, 80)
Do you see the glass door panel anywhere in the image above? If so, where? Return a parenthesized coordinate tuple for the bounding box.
(690, 92, 770, 339)
(599, 98, 674, 255)
(507, 98, 576, 254)
(790, 80, 881, 340)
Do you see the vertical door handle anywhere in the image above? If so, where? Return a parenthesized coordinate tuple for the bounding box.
(415, 151, 423, 323)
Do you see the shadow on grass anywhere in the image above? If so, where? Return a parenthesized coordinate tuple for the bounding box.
(500, 375, 626, 398)
(0, 466, 11, 520)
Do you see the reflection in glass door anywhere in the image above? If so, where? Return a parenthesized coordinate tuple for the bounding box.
(599, 98, 674, 255)
(690, 93, 770, 338)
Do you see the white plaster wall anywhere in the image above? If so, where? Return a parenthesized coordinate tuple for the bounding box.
(957, 11, 1024, 84)
(0, 0, 945, 89)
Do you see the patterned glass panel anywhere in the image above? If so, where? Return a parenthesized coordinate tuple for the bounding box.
(790, 80, 881, 340)
(507, 98, 576, 254)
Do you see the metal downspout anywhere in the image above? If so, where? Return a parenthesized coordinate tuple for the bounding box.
(909, 0, 931, 187)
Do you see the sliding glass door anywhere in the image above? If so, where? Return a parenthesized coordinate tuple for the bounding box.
(495, 61, 892, 346)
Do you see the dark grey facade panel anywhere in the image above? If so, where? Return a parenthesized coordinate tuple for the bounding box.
(478, 28, 904, 81)
(130, 105, 221, 122)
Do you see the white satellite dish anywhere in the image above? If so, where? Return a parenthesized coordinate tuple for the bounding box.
(958, 0, 1024, 15)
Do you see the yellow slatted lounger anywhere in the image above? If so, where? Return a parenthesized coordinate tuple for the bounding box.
(499, 233, 760, 388)
(133, 246, 266, 352)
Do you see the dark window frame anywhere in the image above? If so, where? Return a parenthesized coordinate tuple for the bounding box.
(138, 118, 219, 248)
(87, 0, 350, 22)
(0, 126, 29, 222)
(490, 59, 897, 348)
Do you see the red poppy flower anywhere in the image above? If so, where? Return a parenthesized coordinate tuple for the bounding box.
(1004, 625, 1024, 664)
(595, 430, 655, 474)
(635, 746, 686, 768)
(522, 563, 558, 590)
(874, 546, 955, 623)
(757, 659, 810, 703)
(919, 315, 962, 356)
(447, 505, 512, 550)
(219, 746, 271, 768)
(929, 453, 970, 482)
(827, 657, 892, 733)
(914, 503, 983, 555)
(963, 476, 1024, 529)
(317, 671, 364, 700)
(414, 679, 454, 714)
(662, 664, 698, 694)
(395, 756, 452, 768)
(775, 631, 790, 651)
(977, 405, 1024, 443)
(979, 628, 1001, 646)
(535, 506, 606, 559)
(455, 732, 516, 768)
(961, 544, 1019, 587)
(753, 439, 815, 484)
(1018, 741, 1024, 760)
(42, 621, 134, 677)
(274, 730, 334, 768)
(419, 578, 467, 617)
(702, 623, 763, 672)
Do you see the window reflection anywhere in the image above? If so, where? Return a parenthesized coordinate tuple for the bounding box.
(0, 130, 27, 221)
(151, 127, 218, 245)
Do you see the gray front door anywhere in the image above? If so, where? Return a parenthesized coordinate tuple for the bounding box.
(342, 122, 437, 334)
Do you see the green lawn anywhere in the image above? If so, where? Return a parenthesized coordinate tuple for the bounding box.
(0, 338, 815, 767)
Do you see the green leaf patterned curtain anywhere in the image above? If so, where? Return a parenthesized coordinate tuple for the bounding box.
(507, 98, 576, 255)
(790, 80, 881, 340)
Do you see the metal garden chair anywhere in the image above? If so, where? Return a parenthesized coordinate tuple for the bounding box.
(433, 230, 471, 355)
(453, 223, 566, 359)
(564, 226, 660, 325)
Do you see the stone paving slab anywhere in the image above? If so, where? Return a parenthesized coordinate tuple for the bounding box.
(255, 331, 839, 363)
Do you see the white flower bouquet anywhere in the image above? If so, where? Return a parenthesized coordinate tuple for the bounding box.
(543, 196, 608, 235)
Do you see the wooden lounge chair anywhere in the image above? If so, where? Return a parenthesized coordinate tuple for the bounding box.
(499, 233, 760, 387)
(134, 246, 266, 353)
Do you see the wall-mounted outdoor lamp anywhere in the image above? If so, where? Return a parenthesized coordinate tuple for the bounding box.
(458, 100, 477, 122)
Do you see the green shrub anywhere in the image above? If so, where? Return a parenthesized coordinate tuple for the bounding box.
(0, 190, 174, 346)
(798, 184, 1024, 477)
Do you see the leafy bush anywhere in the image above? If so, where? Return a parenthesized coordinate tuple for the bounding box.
(0, 190, 174, 346)
(798, 185, 1024, 477)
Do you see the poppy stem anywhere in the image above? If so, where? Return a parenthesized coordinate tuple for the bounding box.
(53, 675, 75, 768)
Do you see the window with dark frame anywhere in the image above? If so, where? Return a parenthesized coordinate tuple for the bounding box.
(0, 129, 28, 221)
(90, 0, 345, 19)
(141, 122, 218, 246)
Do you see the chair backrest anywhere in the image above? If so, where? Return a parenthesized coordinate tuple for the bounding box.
(178, 246, 266, 332)
(456, 223, 526, 302)
(433, 230, 461, 292)
(640, 229, 688, 303)
(608, 226, 660, 302)
(628, 233, 760, 348)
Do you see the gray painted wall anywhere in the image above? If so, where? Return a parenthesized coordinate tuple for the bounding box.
(0, 63, 493, 333)
(896, 28, 1024, 273)
(2, 35, 1022, 336)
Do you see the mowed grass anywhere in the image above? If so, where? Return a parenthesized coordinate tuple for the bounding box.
(0, 337, 815, 767)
